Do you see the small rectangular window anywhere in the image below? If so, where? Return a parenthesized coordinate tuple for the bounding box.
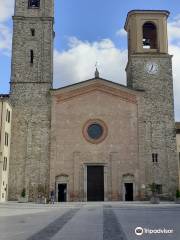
(155, 153, 158, 163)
(152, 153, 155, 162)
(3, 159, 5, 171)
(8, 111, 10, 123)
(5, 133, 9, 146)
(152, 153, 158, 163)
(6, 110, 10, 123)
(3, 157, 7, 171)
(6, 110, 8, 122)
(30, 50, 34, 64)
(5, 158, 7, 171)
(31, 28, 35, 36)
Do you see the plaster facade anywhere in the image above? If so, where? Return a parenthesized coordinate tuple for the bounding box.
(0, 96, 12, 202)
(50, 80, 140, 201)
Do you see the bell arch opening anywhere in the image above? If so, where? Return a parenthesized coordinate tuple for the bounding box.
(142, 22, 158, 49)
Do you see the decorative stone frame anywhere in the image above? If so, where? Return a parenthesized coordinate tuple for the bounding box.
(83, 163, 108, 201)
(82, 119, 108, 144)
(55, 174, 69, 202)
(122, 173, 135, 201)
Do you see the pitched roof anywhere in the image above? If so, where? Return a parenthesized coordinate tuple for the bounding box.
(124, 10, 170, 30)
(0, 94, 9, 100)
(52, 77, 143, 92)
(51, 77, 142, 104)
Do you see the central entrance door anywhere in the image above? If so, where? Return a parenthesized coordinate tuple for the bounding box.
(87, 166, 104, 201)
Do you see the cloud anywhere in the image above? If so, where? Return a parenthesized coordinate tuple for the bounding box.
(54, 37, 127, 88)
(169, 44, 180, 120)
(116, 28, 127, 37)
(168, 15, 180, 120)
(0, 0, 14, 56)
(0, 0, 14, 22)
(168, 16, 180, 46)
(0, 23, 12, 56)
(0, 1, 179, 120)
(53, 16, 180, 121)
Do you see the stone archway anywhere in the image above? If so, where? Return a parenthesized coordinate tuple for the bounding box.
(55, 174, 69, 202)
(122, 173, 135, 201)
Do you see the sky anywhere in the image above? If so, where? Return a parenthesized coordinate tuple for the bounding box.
(0, 0, 180, 120)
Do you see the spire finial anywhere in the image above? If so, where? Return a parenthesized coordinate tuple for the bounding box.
(95, 62, 100, 78)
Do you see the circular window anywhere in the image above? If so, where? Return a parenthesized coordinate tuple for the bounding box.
(83, 119, 108, 144)
(87, 123, 103, 140)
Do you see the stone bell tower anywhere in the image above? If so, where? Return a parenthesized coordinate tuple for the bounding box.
(125, 10, 179, 199)
(9, 0, 54, 200)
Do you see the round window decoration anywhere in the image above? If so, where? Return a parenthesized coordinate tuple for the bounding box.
(83, 119, 108, 144)
(87, 123, 103, 140)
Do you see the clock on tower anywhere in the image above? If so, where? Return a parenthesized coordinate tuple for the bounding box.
(124, 10, 178, 199)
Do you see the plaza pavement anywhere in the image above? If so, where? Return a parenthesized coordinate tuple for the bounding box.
(0, 202, 179, 240)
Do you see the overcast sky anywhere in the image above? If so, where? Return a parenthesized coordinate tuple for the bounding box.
(0, 0, 180, 120)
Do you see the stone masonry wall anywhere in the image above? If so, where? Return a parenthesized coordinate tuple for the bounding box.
(15, 0, 54, 18)
(9, 83, 51, 200)
(126, 54, 179, 199)
(8, 0, 54, 200)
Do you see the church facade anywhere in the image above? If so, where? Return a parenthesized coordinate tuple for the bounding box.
(8, 0, 179, 201)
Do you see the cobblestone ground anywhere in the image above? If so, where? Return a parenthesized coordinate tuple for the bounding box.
(0, 202, 180, 240)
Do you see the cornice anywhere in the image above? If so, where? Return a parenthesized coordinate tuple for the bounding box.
(53, 82, 137, 104)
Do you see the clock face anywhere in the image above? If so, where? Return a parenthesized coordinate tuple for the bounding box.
(145, 62, 159, 75)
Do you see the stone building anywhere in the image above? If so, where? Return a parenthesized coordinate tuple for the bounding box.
(0, 95, 12, 202)
(8, 0, 179, 202)
(176, 122, 180, 188)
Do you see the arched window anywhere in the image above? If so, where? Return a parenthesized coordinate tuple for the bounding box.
(143, 22, 157, 49)
(28, 0, 40, 8)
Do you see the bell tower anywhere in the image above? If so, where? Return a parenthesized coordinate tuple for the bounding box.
(125, 10, 179, 198)
(9, 0, 54, 200)
(125, 10, 169, 88)
(125, 10, 168, 55)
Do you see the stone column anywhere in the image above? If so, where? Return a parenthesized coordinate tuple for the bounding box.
(110, 152, 119, 201)
(104, 164, 108, 201)
(73, 152, 80, 201)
